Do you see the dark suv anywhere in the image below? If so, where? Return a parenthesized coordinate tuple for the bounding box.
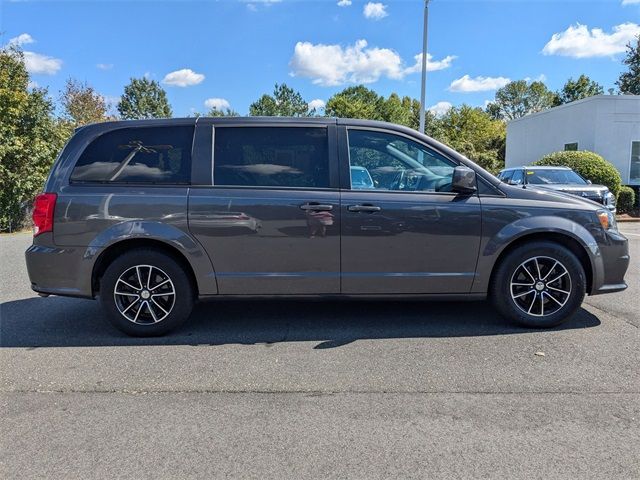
(26, 118, 629, 336)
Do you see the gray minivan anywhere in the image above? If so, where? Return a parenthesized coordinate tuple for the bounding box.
(26, 117, 629, 336)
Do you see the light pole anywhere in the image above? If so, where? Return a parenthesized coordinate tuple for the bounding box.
(419, 0, 430, 134)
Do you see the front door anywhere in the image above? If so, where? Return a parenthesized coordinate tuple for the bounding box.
(340, 128, 482, 294)
(189, 124, 340, 294)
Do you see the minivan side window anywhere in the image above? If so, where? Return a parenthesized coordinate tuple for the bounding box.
(214, 127, 329, 189)
(70, 126, 193, 184)
(347, 129, 456, 192)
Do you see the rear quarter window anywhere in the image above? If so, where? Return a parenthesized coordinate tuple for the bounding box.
(70, 126, 194, 184)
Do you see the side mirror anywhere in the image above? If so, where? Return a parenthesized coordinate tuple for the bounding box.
(452, 165, 477, 194)
(586, 179, 592, 185)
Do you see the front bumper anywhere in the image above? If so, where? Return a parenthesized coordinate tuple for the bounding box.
(589, 230, 629, 296)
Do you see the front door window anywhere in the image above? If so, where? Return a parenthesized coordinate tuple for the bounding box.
(347, 129, 456, 193)
(631, 141, 640, 184)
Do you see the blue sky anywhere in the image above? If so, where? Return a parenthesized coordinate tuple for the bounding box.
(2, 0, 639, 116)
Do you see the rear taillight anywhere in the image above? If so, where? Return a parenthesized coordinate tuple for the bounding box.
(32, 193, 57, 237)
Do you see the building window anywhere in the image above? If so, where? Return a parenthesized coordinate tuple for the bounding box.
(564, 143, 578, 152)
(631, 142, 640, 184)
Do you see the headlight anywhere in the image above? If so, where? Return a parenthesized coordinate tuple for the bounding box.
(603, 191, 616, 206)
(597, 209, 617, 232)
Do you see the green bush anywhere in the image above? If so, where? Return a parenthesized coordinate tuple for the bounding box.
(617, 186, 636, 214)
(533, 150, 622, 198)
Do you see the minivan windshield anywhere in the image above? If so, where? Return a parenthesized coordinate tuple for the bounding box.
(525, 169, 587, 185)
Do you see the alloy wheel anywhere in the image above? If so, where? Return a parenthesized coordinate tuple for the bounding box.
(510, 256, 572, 317)
(113, 265, 176, 324)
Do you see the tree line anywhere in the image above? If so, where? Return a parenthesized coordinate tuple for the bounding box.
(1, 36, 638, 231)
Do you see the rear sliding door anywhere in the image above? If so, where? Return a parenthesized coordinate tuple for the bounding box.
(188, 123, 341, 294)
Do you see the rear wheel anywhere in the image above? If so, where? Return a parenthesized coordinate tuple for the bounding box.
(100, 249, 194, 336)
(490, 241, 586, 328)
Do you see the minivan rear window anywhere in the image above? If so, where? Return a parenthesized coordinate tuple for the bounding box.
(213, 127, 329, 189)
(70, 126, 193, 184)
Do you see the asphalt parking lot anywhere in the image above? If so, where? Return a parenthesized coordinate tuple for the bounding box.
(1, 225, 639, 479)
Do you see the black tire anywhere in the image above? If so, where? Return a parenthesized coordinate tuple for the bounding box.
(100, 249, 194, 336)
(490, 241, 586, 328)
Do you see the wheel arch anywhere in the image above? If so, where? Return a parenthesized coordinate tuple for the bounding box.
(92, 238, 202, 298)
(488, 232, 594, 295)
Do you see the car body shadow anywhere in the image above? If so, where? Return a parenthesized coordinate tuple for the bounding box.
(0, 296, 601, 349)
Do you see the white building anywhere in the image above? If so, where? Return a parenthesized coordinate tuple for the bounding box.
(506, 95, 640, 185)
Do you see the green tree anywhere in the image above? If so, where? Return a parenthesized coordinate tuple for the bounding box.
(325, 86, 425, 131)
(380, 93, 412, 126)
(404, 96, 423, 131)
(487, 80, 558, 120)
(434, 105, 506, 172)
(117, 77, 172, 119)
(249, 83, 310, 117)
(0, 48, 68, 231)
(60, 78, 108, 126)
(556, 75, 604, 104)
(325, 85, 384, 120)
(617, 35, 640, 95)
(206, 107, 240, 117)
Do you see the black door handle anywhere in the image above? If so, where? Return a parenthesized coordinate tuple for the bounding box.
(347, 204, 381, 213)
(300, 203, 334, 212)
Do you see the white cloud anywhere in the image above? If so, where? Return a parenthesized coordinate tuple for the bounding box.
(23, 51, 62, 75)
(204, 98, 231, 110)
(290, 39, 454, 86)
(96, 63, 113, 70)
(622, 0, 640, 5)
(428, 101, 452, 116)
(8, 33, 34, 47)
(241, 0, 281, 11)
(404, 53, 457, 74)
(162, 68, 205, 87)
(542, 22, 640, 58)
(103, 95, 121, 110)
(337, 0, 352, 6)
(523, 74, 547, 83)
(363, 2, 387, 20)
(7, 33, 62, 75)
(449, 75, 510, 93)
(308, 99, 326, 111)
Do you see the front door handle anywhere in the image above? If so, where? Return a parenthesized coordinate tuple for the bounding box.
(300, 203, 334, 212)
(347, 204, 381, 213)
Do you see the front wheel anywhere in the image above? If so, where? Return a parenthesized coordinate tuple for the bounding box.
(490, 241, 586, 328)
(100, 249, 194, 336)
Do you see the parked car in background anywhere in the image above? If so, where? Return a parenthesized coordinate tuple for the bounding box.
(26, 118, 629, 336)
(498, 166, 617, 212)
